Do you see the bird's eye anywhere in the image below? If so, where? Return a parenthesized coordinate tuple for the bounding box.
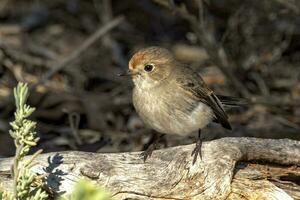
(144, 64, 154, 72)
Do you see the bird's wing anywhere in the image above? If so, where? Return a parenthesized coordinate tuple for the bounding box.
(175, 67, 232, 130)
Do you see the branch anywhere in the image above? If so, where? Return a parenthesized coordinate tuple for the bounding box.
(0, 16, 125, 109)
(37, 16, 124, 85)
(0, 137, 299, 199)
(153, 0, 251, 98)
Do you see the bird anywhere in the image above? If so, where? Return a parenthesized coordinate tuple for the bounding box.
(120, 46, 244, 164)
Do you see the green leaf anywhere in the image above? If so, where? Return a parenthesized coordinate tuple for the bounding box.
(61, 180, 112, 200)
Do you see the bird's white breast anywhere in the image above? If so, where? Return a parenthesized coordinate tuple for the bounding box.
(133, 86, 214, 136)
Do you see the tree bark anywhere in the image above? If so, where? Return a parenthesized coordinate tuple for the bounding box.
(0, 137, 299, 199)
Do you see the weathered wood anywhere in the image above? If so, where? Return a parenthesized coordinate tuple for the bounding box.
(0, 137, 299, 199)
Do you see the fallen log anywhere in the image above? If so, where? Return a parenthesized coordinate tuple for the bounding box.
(0, 137, 299, 199)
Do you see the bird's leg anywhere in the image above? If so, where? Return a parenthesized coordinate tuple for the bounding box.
(191, 129, 202, 164)
(141, 133, 165, 162)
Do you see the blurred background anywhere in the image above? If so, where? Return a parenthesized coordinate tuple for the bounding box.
(0, 0, 299, 157)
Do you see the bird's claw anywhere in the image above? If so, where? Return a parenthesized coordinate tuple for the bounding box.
(140, 144, 155, 162)
(191, 139, 202, 164)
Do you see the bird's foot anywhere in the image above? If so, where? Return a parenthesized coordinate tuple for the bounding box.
(140, 134, 165, 162)
(140, 143, 156, 162)
(191, 137, 202, 164)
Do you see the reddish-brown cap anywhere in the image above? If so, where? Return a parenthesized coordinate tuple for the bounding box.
(129, 51, 146, 70)
(128, 47, 173, 71)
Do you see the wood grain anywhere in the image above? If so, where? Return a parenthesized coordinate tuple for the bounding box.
(0, 137, 299, 199)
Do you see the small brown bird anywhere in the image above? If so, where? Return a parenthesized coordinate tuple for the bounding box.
(121, 46, 243, 163)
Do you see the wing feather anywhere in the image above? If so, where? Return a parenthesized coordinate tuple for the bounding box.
(175, 67, 232, 130)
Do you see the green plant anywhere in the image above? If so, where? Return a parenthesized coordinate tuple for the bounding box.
(0, 83, 113, 200)
(59, 180, 112, 200)
(1, 82, 48, 200)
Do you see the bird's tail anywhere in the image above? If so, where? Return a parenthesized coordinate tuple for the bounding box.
(216, 95, 248, 107)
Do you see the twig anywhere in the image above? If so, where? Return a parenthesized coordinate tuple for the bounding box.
(155, 0, 251, 98)
(250, 96, 300, 107)
(0, 16, 124, 108)
(94, 0, 127, 67)
(68, 112, 82, 146)
(188, 6, 250, 97)
(2, 48, 54, 68)
(274, 0, 300, 14)
(249, 72, 270, 97)
(35, 16, 124, 87)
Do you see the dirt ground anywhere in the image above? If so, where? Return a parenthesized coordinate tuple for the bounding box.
(0, 0, 299, 157)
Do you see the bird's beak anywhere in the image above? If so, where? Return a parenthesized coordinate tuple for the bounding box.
(118, 70, 138, 77)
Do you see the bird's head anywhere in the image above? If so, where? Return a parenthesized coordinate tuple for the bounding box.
(124, 46, 175, 89)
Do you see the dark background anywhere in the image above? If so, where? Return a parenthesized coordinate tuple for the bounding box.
(0, 0, 299, 157)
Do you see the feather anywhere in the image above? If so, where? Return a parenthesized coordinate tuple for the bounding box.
(175, 66, 232, 130)
(216, 95, 248, 107)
